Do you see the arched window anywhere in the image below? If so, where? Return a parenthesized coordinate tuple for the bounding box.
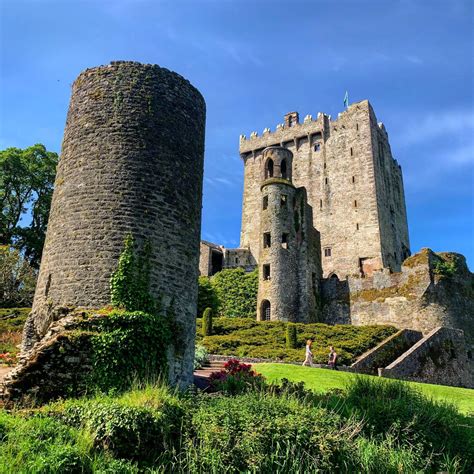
(265, 159, 274, 178)
(281, 159, 287, 178)
(261, 300, 271, 321)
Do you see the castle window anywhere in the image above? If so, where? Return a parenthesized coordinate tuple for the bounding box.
(263, 195, 268, 210)
(281, 159, 287, 178)
(265, 158, 274, 179)
(263, 264, 271, 280)
(356, 123, 359, 131)
(354, 200, 358, 208)
(325, 177, 328, 185)
(314, 143, 321, 152)
(324, 162, 327, 169)
(261, 300, 271, 321)
(320, 199, 323, 210)
(263, 232, 271, 248)
(350, 147, 353, 156)
(352, 176, 355, 184)
(356, 223, 359, 230)
(281, 194, 287, 207)
(324, 248, 332, 257)
(282, 233, 289, 249)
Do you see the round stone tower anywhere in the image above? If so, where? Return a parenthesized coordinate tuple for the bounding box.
(257, 146, 300, 322)
(23, 61, 206, 387)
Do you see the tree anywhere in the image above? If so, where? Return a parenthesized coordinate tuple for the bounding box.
(0, 245, 36, 307)
(0, 144, 58, 268)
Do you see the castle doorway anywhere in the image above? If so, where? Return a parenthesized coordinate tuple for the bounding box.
(211, 250, 223, 275)
(261, 300, 271, 321)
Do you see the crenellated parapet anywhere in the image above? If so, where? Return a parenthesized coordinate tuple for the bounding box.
(239, 100, 376, 156)
(239, 111, 329, 155)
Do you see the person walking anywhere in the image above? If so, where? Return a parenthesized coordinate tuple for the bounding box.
(328, 345, 338, 370)
(302, 339, 314, 367)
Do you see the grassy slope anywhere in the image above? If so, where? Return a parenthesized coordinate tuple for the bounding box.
(255, 363, 474, 415)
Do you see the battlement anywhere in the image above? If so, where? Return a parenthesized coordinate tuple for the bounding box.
(239, 100, 370, 155)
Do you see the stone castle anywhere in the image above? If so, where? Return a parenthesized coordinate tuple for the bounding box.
(200, 101, 473, 386)
(3, 63, 472, 397)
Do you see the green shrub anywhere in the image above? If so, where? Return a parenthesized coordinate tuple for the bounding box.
(197, 276, 218, 317)
(202, 307, 213, 336)
(47, 384, 184, 464)
(286, 323, 297, 349)
(196, 317, 397, 365)
(85, 310, 170, 392)
(211, 268, 258, 318)
(194, 344, 209, 370)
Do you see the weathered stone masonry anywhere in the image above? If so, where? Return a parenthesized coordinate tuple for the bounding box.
(22, 61, 206, 388)
(239, 101, 410, 279)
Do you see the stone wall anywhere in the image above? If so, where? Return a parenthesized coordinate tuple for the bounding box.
(322, 249, 474, 347)
(350, 329, 422, 375)
(380, 327, 474, 388)
(239, 100, 410, 279)
(22, 61, 206, 388)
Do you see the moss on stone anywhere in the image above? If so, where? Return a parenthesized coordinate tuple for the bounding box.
(260, 178, 295, 191)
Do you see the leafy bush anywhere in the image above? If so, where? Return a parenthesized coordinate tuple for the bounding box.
(209, 358, 264, 394)
(84, 310, 171, 392)
(193, 344, 209, 370)
(286, 323, 297, 349)
(196, 317, 397, 365)
(202, 307, 213, 336)
(47, 384, 184, 464)
(197, 276, 218, 317)
(209, 268, 258, 318)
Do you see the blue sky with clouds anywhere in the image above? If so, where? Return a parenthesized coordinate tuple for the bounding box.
(1, 0, 473, 268)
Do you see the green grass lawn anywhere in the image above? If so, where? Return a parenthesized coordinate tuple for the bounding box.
(254, 363, 474, 415)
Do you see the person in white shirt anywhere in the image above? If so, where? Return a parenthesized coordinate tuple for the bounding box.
(302, 339, 314, 367)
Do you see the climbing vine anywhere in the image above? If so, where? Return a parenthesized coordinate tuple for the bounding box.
(110, 234, 156, 313)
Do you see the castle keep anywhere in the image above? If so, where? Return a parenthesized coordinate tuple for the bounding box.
(240, 101, 410, 279)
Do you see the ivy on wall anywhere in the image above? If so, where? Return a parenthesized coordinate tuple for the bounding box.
(110, 234, 156, 313)
(198, 268, 258, 319)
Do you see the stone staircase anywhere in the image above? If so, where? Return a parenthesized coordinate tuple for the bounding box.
(193, 359, 226, 391)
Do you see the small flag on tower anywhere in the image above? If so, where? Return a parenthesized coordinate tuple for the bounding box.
(343, 91, 349, 108)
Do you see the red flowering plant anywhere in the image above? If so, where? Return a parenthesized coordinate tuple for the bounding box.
(0, 352, 16, 366)
(209, 358, 265, 394)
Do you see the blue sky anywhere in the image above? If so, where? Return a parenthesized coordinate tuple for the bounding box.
(1, 0, 473, 268)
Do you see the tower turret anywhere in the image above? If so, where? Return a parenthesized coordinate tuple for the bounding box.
(257, 147, 322, 322)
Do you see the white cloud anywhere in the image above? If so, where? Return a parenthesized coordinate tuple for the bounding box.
(398, 109, 474, 146)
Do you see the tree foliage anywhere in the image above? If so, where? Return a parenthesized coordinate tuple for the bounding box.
(0, 245, 36, 307)
(0, 144, 58, 268)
